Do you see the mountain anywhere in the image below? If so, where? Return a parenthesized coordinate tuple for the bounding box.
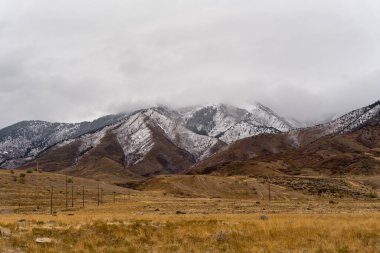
(3, 101, 378, 183)
(0, 103, 297, 181)
(23, 107, 225, 181)
(190, 100, 380, 176)
(180, 103, 296, 143)
(0, 113, 128, 168)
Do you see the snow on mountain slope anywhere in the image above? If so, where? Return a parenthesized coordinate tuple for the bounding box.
(0, 113, 128, 167)
(322, 101, 380, 135)
(116, 112, 155, 166)
(242, 103, 295, 131)
(0, 121, 80, 167)
(0, 102, 325, 169)
(286, 101, 380, 147)
(219, 122, 280, 144)
(181, 103, 295, 144)
(30, 107, 222, 173)
(182, 104, 246, 137)
(122, 107, 220, 161)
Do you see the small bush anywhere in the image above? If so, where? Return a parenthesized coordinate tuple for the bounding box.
(19, 173, 26, 184)
(26, 169, 33, 174)
(215, 231, 227, 242)
(9, 170, 14, 174)
(367, 192, 378, 198)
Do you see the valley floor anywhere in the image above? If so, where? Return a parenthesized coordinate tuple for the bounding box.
(0, 170, 379, 252)
(0, 198, 379, 253)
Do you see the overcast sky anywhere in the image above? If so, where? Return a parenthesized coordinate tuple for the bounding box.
(1, 0, 380, 128)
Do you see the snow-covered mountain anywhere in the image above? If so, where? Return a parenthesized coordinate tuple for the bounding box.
(323, 101, 380, 134)
(0, 113, 128, 167)
(3, 101, 378, 175)
(0, 103, 295, 170)
(181, 103, 296, 143)
(191, 100, 380, 175)
(116, 107, 220, 165)
(288, 100, 380, 147)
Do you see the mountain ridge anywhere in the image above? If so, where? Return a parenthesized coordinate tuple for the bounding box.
(190, 100, 380, 176)
(0, 102, 296, 173)
(1, 100, 379, 183)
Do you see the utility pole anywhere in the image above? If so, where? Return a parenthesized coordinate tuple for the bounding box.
(82, 186, 85, 208)
(113, 191, 116, 203)
(100, 188, 103, 204)
(35, 183, 39, 210)
(50, 186, 53, 215)
(97, 184, 100, 206)
(65, 176, 68, 208)
(71, 177, 74, 207)
(268, 179, 271, 201)
(18, 187, 20, 208)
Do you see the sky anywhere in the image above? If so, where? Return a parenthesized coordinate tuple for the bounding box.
(0, 0, 380, 128)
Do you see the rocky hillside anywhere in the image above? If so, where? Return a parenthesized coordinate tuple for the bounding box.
(2, 101, 379, 182)
(190, 101, 380, 177)
(0, 113, 128, 168)
(181, 103, 295, 143)
(0, 103, 296, 172)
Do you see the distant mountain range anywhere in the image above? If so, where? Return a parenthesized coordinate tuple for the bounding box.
(0, 103, 299, 169)
(191, 100, 380, 176)
(0, 101, 379, 183)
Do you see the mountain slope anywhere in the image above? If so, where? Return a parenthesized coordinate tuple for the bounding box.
(181, 103, 294, 144)
(23, 107, 225, 182)
(190, 101, 380, 176)
(0, 103, 294, 170)
(192, 102, 380, 173)
(5, 101, 377, 181)
(288, 100, 380, 147)
(191, 125, 380, 177)
(0, 113, 128, 168)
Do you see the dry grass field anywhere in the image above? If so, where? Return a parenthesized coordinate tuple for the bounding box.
(0, 170, 379, 253)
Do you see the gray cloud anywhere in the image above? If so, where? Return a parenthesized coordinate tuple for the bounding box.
(0, 0, 380, 128)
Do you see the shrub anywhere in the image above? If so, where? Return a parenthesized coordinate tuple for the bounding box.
(215, 231, 227, 242)
(19, 173, 26, 184)
(367, 192, 378, 198)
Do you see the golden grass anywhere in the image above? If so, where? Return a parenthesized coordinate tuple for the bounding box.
(0, 169, 133, 212)
(1, 200, 380, 253)
(0, 211, 379, 253)
(0, 170, 379, 252)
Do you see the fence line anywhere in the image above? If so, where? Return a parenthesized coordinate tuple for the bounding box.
(0, 182, 127, 214)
